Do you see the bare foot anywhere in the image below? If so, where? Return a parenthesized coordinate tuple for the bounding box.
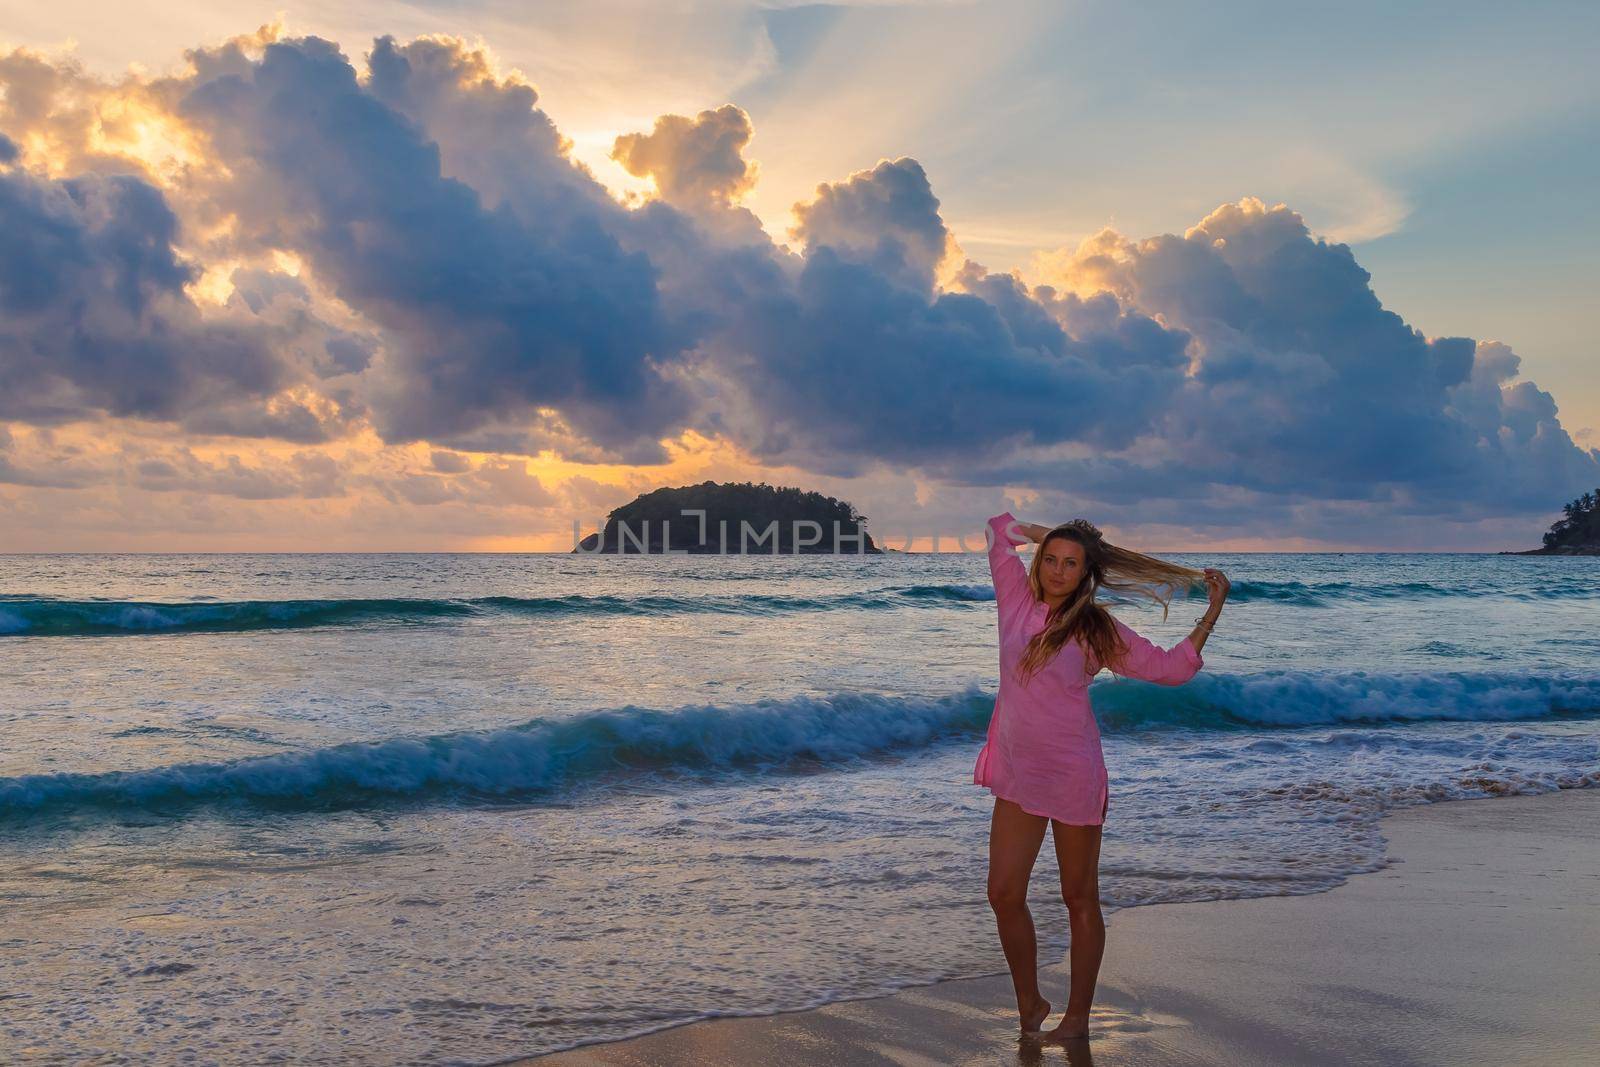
(1044, 1013, 1089, 1042)
(1020, 996, 1051, 1035)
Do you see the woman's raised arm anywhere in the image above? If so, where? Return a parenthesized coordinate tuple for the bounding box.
(985, 512, 1034, 610)
(1104, 617, 1203, 686)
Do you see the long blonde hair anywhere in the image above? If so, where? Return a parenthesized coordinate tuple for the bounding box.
(1014, 519, 1204, 684)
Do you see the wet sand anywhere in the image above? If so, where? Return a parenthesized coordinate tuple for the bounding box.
(526, 788, 1600, 1066)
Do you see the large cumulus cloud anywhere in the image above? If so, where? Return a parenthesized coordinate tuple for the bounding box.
(607, 152, 1195, 475)
(1029, 198, 1598, 512)
(172, 36, 694, 463)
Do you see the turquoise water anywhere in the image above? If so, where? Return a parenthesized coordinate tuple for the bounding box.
(1, 551, 1596, 1063)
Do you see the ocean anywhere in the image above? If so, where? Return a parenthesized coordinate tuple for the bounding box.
(1, 550, 1596, 1064)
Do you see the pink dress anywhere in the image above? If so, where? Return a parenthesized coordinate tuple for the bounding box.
(972, 511, 1204, 825)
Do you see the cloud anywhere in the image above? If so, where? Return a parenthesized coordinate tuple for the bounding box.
(612, 104, 759, 210)
(429, 449, 472, 474)
(670, 155, 1193, 474)
(364, 36, 613, 222)
(1, 30, 1595, 548)
(1026, 197, 1600, 513)
(789, 157, 953, 292)
(0, 166, 292, 425)
(0, 425, 101, 488)
(691, 250, 1192, 476)
(375, 457, 555, 509)
(175, 35, 697, 461)
(132, 448, 346, 500)
(0, 426, 346, 499)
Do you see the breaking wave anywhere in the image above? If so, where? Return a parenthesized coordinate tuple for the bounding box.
(4, 670, 1597, 818)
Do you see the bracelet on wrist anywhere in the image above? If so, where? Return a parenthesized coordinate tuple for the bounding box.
(1193, 616, 1215, 633)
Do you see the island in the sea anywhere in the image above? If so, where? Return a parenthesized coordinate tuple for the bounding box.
(573, 480, 882, 554)
(1502, 488, 1600, 555)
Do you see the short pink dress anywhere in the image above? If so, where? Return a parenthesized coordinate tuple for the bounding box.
(972, 511, 1204, 825)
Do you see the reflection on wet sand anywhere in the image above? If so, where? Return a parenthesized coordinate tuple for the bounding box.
(533, 963, 1185, 1066)
(1018, 1033, 1094, 1066)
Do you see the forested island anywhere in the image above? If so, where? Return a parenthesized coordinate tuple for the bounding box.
(1503, 488, 1600, 555)
(573, 481, 881, 554)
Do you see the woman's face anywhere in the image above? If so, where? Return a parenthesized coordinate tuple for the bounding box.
(1038, 536, 1086, 598)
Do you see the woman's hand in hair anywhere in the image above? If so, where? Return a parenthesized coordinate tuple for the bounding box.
(1014, 520, 1051, 543)
(1202, 568, 1230, 611)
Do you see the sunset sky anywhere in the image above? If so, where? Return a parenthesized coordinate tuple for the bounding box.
(1, 0, 1596, 551)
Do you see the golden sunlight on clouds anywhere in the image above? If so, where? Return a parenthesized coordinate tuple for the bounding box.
(0, 414, 830, 552)
(566, 128, 660, 204)
(85, 94, 202, 178)
(0, 40, 213, 180)
(188, 258, 247, 305)
(1025, 228, 1138, 300)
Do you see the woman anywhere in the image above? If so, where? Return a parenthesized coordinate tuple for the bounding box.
(974, 511, 1229, 1042)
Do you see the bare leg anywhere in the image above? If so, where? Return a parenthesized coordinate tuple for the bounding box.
(986, 798, 1051, 1033)
(1046, 820, 1104, 1041)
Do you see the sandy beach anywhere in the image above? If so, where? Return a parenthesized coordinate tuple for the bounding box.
(528, 788, 1600, 1067)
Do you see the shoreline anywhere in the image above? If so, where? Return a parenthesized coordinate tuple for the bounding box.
(525, 787, 1600, 1066)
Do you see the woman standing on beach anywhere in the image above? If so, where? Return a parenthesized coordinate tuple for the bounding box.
(975, 511, 1229, 1041)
